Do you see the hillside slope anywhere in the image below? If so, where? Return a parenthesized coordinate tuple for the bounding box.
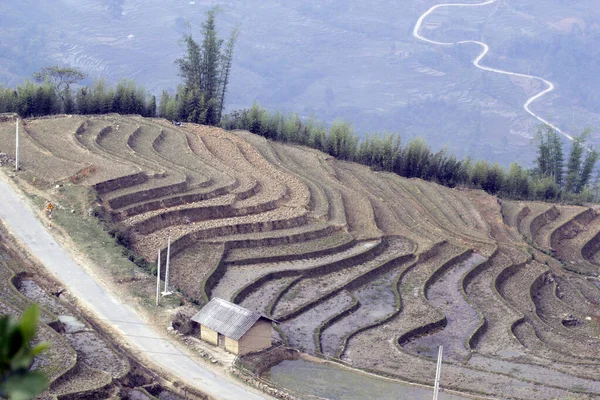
(2, 114, 600, 399)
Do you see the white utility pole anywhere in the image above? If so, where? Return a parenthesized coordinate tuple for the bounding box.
(156, 248, 161, 306)
(162, 236, 172, 296)
(433, 345, 443, 400)
(15, 118, 19, 172)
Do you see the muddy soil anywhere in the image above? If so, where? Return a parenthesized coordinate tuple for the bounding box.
(320, 268, 399, 357)
(273, 237, 413, 318)
(463, 252, 525, 357)
(65, 331, 129, 378)
(469, 354, 600, 394)
(19, 278, 71, 315)
(403, 253, 485, 362)
(279, 291, 355, 355)
(239, 276, 299, 314)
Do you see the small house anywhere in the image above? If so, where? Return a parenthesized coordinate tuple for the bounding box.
(191, 298, 277, 355)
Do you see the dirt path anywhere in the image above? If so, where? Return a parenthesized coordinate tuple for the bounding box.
(0, 170, 267, 400)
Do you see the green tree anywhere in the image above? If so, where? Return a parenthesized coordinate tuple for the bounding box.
(401, 138, 431, 178)
(0, 87, 18, 113)
(146, 95, 157, 117)
(76, 87, 91, 114)
(158, 91, 170, 118)
(33, 66, 87, 112)
(505, 162, 531, 199)
(549, 128, 564, 187)
(565, 130, 590, 193)
(175, 7, 238, 125)
(535, 126, 564, 186)
(326, 120, 357, 161)
(0, 305, 49, 400)
(576, 149, 598, 194)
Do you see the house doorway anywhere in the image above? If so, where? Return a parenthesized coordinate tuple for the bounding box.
(218, 333, 225, 348)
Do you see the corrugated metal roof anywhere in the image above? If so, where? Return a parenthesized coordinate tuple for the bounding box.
(191, 298, 275, 341)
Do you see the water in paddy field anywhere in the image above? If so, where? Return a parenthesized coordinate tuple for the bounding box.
(263, 359, 468, 400)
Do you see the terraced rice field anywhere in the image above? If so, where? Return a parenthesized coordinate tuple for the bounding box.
(4, 115, 600, 399)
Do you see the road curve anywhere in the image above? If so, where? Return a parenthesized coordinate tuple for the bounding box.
(413, 0, 572, 140)
(0, 173, 266, 400)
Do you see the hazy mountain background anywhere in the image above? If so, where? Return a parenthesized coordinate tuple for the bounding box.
(1, 0, 599, 166)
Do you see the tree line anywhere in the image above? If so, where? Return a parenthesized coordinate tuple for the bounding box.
(221, 102, 600, 203)
(0, 76, 157, 118)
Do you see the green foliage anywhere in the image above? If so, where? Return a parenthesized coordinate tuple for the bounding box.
(33, 66, 87, 111)
(534, 126, 564, 187)
(173, 7, 238, 125)
(0, 305, 49, 400)
(565, 131, 587, 193)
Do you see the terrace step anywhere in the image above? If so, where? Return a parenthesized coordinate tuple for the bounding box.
(395, 178, 492, 250)
(279, 290, 357, 355)
(341, 164, 442, 248)
(272, 237, 415, 320)
(49, 362, 112, 397)
(517, 203, 556, 242)
(559, 213, 600, 274)
(319, 260, 413, 358)
(26, 117, 139, 187)
(500, 200, 527, 229)
(116, 182, 240, 221)
(134, 207, 310, 260)
(500, 261, 600, 360)
(333, 162, 418, 241)
(206, 221, 340, 249)
(271, 142, 343, 224)
(168, 242, 225, 302)
(532, 276, 600, 339)
(224, 232, 355, 265)
(94, 118, 166, 176)
(534, 205, 586, 249)
(73, 118, 148, 177)
(213, 239, 383, 303)
(132, 117, 215, 187)
(0, 120, 82, 181)
(172, 123, 259, 199)
(201, 132, 301, 211)
(239, 276, 300, 315)
(103, 175, 190, 210)
(401, 252, 486, 363)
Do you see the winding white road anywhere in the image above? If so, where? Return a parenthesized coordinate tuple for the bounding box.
(413, 0, 572, 141)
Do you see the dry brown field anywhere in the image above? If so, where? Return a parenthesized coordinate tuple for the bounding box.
(4, 114, 600, 399)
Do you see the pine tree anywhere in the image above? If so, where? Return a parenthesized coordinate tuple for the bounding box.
(549, 128, 564, 187)
(147, 95, 157, 117)
(158, 91, 170, 118)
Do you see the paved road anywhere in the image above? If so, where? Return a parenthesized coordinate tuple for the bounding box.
(413, 0, 573, 141)
(0, 173, 266, 400)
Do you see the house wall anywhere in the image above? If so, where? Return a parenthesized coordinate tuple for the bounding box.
(224, 336, 240, 355)
(200, 325, 218, 346)
(237, 319, 272, 355)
